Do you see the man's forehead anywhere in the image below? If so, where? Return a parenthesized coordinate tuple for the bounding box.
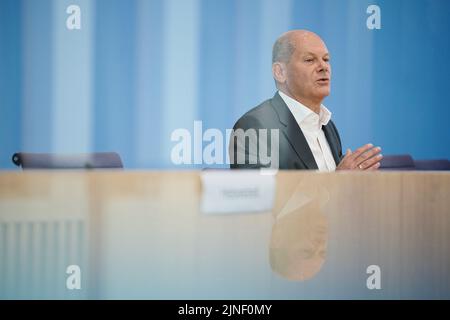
(298, 47, 329, 56)
(294, 44, 329, 57)
(289, 31, 328, 55)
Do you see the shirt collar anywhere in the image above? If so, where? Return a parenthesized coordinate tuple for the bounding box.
(278, 90, 332, 128)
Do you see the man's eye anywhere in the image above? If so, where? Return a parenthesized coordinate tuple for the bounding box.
(305, 58, 314, 62)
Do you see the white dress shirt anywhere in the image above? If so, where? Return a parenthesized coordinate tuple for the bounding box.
(278, 91, 337, 172)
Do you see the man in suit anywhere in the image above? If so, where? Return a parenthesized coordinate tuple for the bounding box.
(229, 30, 383, 170)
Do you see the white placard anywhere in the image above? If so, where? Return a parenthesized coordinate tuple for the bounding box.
(200, 170, 276, 214)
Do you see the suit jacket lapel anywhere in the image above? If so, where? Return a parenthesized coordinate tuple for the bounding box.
(323, 124, 341, 165)
(270, 92, 318, 169)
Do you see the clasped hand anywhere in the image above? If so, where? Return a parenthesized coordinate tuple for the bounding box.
(336, 143, 383, 171)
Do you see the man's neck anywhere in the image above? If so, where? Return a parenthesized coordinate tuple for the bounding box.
(279, 89, 321, 114)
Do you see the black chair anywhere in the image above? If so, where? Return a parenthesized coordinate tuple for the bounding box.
(379, 154, 415, 170)
(12, 152, 123, 169)
(414, 159, 450, 171)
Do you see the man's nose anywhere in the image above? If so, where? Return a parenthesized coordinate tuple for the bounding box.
(317, 61, 329, 73)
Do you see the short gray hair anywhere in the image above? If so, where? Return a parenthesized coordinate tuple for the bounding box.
(272, 34, 296, 64)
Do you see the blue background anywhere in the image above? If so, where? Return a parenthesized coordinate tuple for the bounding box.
(1, 0, 449, 169)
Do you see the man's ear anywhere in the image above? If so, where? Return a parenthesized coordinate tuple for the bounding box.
(272, 62, 286, 84)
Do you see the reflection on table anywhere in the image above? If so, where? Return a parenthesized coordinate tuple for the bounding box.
(0, 171, 449, 299)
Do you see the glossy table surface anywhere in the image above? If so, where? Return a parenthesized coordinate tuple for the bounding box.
(0, 170, 449, 299)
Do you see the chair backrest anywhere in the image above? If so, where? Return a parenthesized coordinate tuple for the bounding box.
(12, 152, 124, 169)
(414, 159, 450, 171)
(379, 154, 415, 170)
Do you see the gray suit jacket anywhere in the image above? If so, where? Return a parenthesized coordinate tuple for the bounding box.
(229, 92, 343, 169)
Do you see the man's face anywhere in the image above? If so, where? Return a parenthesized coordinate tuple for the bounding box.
(283, 34, 331, 104)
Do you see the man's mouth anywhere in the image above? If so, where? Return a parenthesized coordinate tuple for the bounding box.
(316, 78, 330, 85)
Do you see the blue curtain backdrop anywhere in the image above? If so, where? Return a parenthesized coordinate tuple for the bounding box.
(1, 0, 449, 169)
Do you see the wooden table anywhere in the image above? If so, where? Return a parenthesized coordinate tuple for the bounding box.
(0, 171, 449, 299)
